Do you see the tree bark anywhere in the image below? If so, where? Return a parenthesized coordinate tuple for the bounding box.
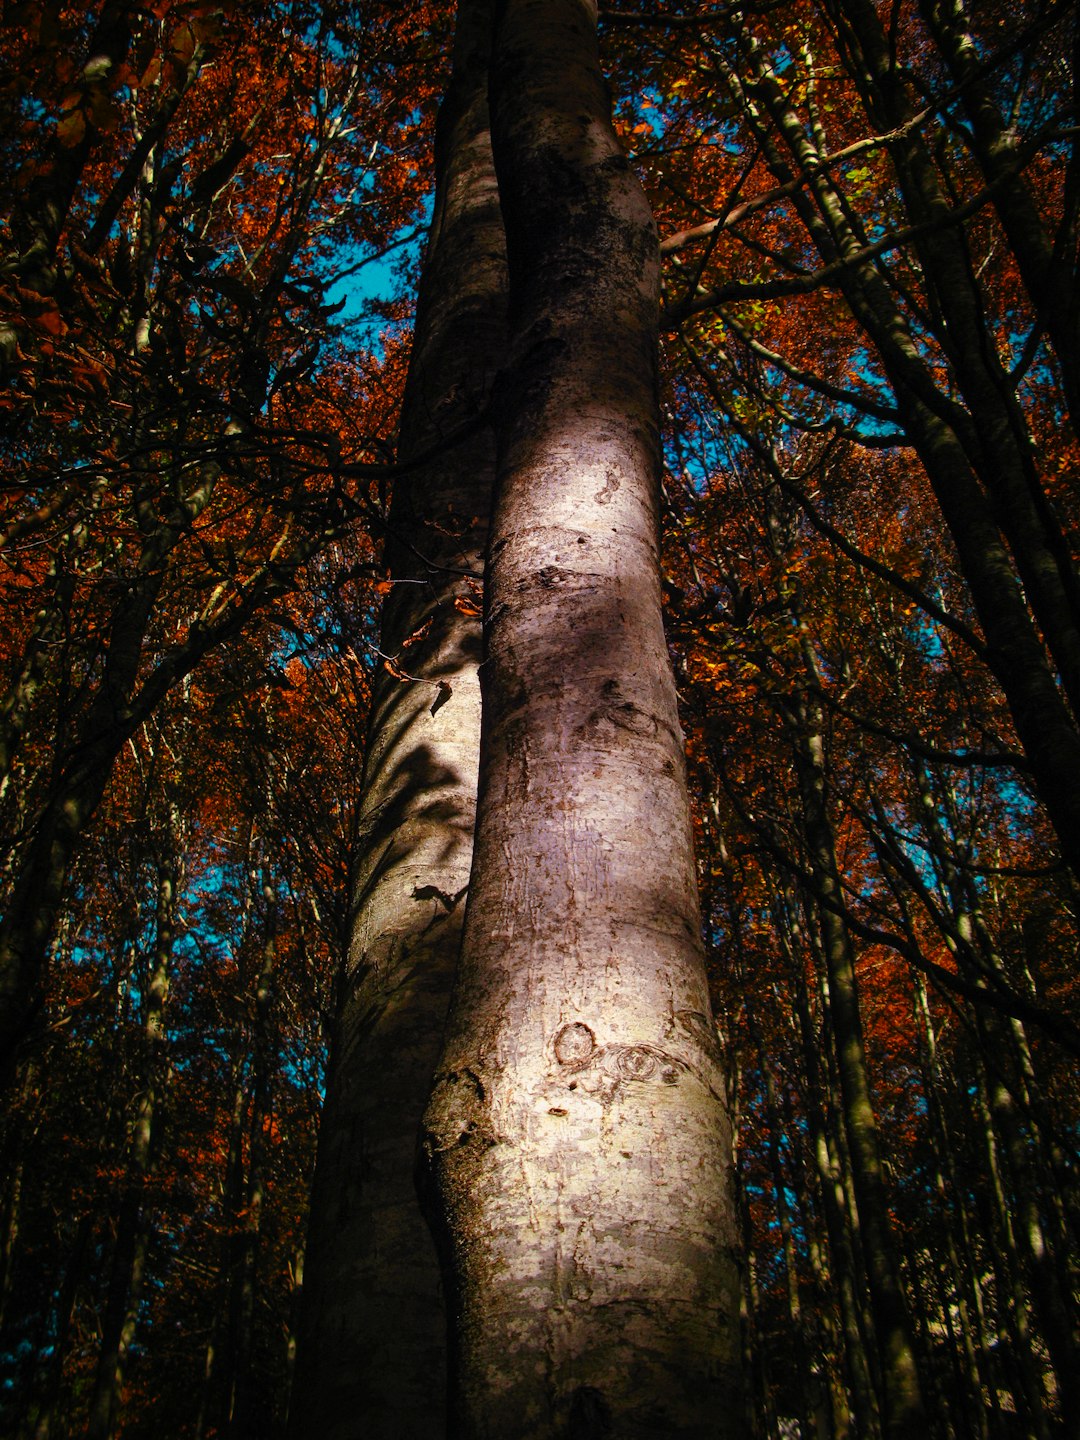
(288, 3, 507, 1434)
(781, 682, 925, 1440)
(971, 1071, 1053, 1433)
(749, 1009, 817, 1439)
(910, 973, 999, 1440)
(785, 895, 881, 1440)
(823, 0, 1080, 728)
(85, 822, 180, 1440)
(420, 3, 741, 1434)
(917, 0, 1080, 433)
(225, 876, 278, 1440)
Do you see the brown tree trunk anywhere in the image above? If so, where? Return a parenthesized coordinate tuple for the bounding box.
(824, 0, 1080, 727)
(917, 0, 1080, 432)
(789, 924, 881, 1440)
(894, 762, 1079, 1430)
(225, 877, 278, 1440)
(0, 473, 216, 1075)
(910, 974, 997, 1440)
(749, 1010, 818, 1438)
(971, 1071, 1053, 1434)
(420, 2, 741, 1433)
(27, 1214, 92, 1440)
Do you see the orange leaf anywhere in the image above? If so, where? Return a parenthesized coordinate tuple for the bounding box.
(402, 618, 431, 648)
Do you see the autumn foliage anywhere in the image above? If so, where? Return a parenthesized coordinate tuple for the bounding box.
(2, 0, 1078, 1435)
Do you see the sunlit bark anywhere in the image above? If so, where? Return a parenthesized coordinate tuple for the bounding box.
(420, 3, 741, 1433)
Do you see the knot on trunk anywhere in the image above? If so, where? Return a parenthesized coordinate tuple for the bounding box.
(553, 1021, 597, 1068)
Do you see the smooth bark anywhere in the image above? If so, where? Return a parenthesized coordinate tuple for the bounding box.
(289, 4, 507, 1434)
(421, 3, 741, 1434)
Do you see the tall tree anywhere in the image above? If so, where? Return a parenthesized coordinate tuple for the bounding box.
(290, 0, 507, 1433)
(294, 1, 743, 1435)
(419, 0, 741, 1433)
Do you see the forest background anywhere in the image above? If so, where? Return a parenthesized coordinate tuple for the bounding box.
(0, 0, 1077, 1436)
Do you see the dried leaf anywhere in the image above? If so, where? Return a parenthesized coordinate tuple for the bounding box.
(33, 304, 66, 337)
(402, 618, 431, 648)
(56, 108, 86, 148)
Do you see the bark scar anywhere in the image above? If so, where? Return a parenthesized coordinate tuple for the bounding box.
(423, 1067, 496, 1153)
(584, 679, 659, 739)
(551, 1023, 685, 1099)
(594, 471, 620, 505)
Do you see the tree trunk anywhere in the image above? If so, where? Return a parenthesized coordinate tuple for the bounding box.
(288, 2, 507, 1434)
(787, 916, 881, 1440)
(917, 0, 1080, 432)
(750, 1010, 817, 1439)
(27, 1213, 92, 1440)
(783, 685, 925, 1440)
(824, 0, 1080, 728)
(971, 1070, 1052, 1435)
(738, 1171, 778, 1440)
(85, 826, 179, 1440)
(0, 472, 216, 1075)
(225, 877, 278, 1440)
(420, 3, 741, 1434)
(910, 974, 997, 1440)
